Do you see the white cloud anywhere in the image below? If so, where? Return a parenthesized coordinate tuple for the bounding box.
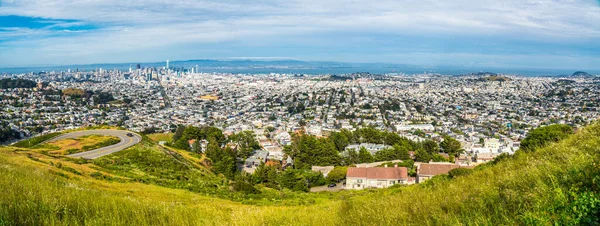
(0, 0, 599, 67)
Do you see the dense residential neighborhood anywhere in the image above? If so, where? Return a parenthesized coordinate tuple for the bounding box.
(1, 68, 599, 190)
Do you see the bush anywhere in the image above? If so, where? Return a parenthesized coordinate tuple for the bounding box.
(66, 148, 80, 154)
(65, 157, 88, 165)
(232, 179, 260, 194)
(326, 167, 347, 183)
(520, 124, 573, 152)
(448, 168, 472, 178)
(60, 165, 82, 175)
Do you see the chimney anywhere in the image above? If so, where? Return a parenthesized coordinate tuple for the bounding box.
(394, 164, 398, 168)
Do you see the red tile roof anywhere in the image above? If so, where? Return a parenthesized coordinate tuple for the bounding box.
(418, 163, 474, 176)
(347, 167, 408, 180)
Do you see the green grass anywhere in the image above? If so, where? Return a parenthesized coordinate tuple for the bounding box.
(1, 123, 599, 225)
(92, 139, 357, 205)
(0, 151, 341, 226)
(12, 132, 62, 148)
(93, 140, 228, 195)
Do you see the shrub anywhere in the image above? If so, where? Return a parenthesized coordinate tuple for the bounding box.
(232, 179, 260, 194)
(448, 168, 472, 178)
(520, 124, 573, 152)
(66, 148, 80, 154)
(326, 166, 347, 183)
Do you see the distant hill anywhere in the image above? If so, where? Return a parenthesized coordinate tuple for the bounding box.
(478, 76, 510, 82)
(459, 72, 499, 77)
(571, 71, 593, 77)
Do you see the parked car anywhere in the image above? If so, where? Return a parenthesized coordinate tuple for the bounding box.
(327, 183, 337, 188)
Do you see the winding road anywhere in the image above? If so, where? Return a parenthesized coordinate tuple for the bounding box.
(44, 129, 142, 159)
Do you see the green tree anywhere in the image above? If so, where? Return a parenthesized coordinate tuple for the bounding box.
(340, 129, 355, 144)
(230, 131, 260, 159)
(395, 144, 411, 160)
(182, 126, 203, 140)
(330, 132, 349, 152)
(414, 148, 432, 162)
(356, 128, 381, 143)
(232, 174, 260, 194)
(212, 147, 237, 179)
(279, 169, 309, 192)
(421, 140, 440, 154)
(191, 140, 202, 153)
(440, 136, 463, 156)
(205, 138, 222, 161)
(358, 147, 374, 163)
(343, 150, 359, 165)
(205, 127, 225, 144)
(254, 163, 280, 189)
(285, 134, 341, 169)
(173, 137, 190, 151)
(327, 166, 347, 183)
(171, 125, 185, 143)
(431, 154, 449, 162)
(374, 148, 396, 162)
(205, 138, 237, 179)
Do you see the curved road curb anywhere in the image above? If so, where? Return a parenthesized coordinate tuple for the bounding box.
(45, 129, 142, 159)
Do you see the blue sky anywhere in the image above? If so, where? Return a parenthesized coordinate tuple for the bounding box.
(0, 0, 599, 70)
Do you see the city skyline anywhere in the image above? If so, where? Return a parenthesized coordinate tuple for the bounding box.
(0, 0, 599, 69)
(2, 58, 598, 77)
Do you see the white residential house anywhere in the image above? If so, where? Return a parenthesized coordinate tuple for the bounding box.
(484, 138, 500, 152)
(346, 166, 409, 190)
(344, 143, 392, 155)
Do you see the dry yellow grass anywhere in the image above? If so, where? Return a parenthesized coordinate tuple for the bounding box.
(147, 133, 174, 142)
(44, 135, 120, 155)
(161, 144, 207, 167)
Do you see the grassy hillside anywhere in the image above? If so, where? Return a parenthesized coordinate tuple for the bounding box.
(340, 123, 600, 225)
(1, 124, 599, 225)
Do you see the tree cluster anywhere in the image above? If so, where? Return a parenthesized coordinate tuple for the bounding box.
(0, 78, 36, 89)
(170, 125, 226, 152)
(284, 134, 341, 169)
(249, 163, 326, 192)
(62, 88, 115, 104)
(228, 131, 261, 159)
(0, 121, 20, 143)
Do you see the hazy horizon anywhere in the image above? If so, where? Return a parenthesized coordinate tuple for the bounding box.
(1, 58, 597, 76)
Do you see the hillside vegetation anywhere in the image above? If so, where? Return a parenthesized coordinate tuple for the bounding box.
(340, 123, 600, 225)
(0, 123, 599, 225)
